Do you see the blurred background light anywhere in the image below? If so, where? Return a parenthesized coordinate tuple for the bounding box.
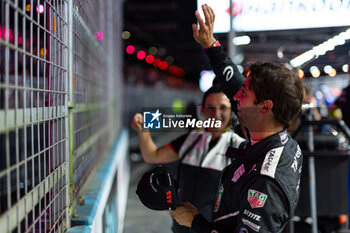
(126, 45, 135, 54)
(172, 99, 185, 114)
(298, 69, 304, 79)
(290, 28, 350, 67)
(323, 65, 333, 74)
(122, 31, 131, 40)
(233, 54, 244, 64)
(36, 4, 44, 14)
(148, 46, 158, 55)
(165, 56, 174, 65)
(40, 48, 47, 57)
(153, 58, 161, 67)
(157, 47, 166, 57)
(136, 50, 146, 60)
(330, 87, 342, 97)
(199, 70, 215, 93)
(145, 55, 155, 64)
(315, 90, 323, 100)
(233, 35, 250, 46)
(328, 68, 337, 77)
(310, 66, 320, 78)
(237, 65, 244, 74)
(159, 61, 168, 70)
(95, 31, 103, 40)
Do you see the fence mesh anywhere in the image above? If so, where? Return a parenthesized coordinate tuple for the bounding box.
(0, 0, 123, 232)
(0, 0, 69, 232)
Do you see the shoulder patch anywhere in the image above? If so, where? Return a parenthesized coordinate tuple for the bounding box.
(279, 131, 289, 145)
(260, 146, 284, 178)
(247, 189, 268, 208)
(291, 145, 302, 173)
(223, 66, 234, 81)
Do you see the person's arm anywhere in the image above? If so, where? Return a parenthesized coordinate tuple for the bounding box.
(172, 175, 291, 233)
(230, 176, 291, 233)
(193, 4, 245, 103)
(131, 113, 179, 163)
(170, 202, 217, 233)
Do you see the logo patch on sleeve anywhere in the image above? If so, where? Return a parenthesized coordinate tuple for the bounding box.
(241, 218, 261, 232)
(223, 66, 234, 81)
(279, 131, 288, 145)
(232, 164, 245, 182)
(213, 184, 224, 212)
(260, 146, 284, 178)
(291, 145, 302, 173)
(247, 189, 268, 208)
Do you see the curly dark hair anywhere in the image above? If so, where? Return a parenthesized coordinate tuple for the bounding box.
(248, 63, 304, 128)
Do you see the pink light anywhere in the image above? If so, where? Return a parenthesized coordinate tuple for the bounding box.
(153, 59, 161, 68)
(169, 65, 185, 76)
(0, 27, 14, 42)
(159, 61, 168, 70)
(137, 50, 146, 60)
(9, 29, 14, 42)
(36, 4, 44, 14)
(145, 55, 155, 64)
(2, 29, 14, 42)
(168, 65, 177, 74)
(126, 45, 135, 54)
(95, 31, 103, 40)
(18, 36, 23, 45)
(331, 87, 342, 97)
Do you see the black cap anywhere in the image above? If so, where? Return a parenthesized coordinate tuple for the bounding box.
(136, 166, 178, 210)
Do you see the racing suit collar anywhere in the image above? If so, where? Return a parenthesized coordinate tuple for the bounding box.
(225, 129, 289, 161)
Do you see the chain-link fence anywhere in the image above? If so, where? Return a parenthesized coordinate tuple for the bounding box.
(0, 0, 123, 232)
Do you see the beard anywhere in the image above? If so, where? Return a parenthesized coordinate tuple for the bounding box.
(237, 107, 260, 130)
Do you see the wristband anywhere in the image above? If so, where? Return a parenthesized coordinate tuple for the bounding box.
(205, 40, 221, 50)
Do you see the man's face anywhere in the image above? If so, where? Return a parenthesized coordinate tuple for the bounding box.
(202, 92, 232, 132)
(233, 77, 260, 129)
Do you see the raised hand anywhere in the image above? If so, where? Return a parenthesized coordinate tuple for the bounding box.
(131, 113, 144, 132)
(192, 4, 217, 48)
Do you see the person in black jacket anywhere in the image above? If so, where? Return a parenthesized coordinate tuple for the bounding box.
(170, 4, 304, 233)
(132, 83, 245, 233)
